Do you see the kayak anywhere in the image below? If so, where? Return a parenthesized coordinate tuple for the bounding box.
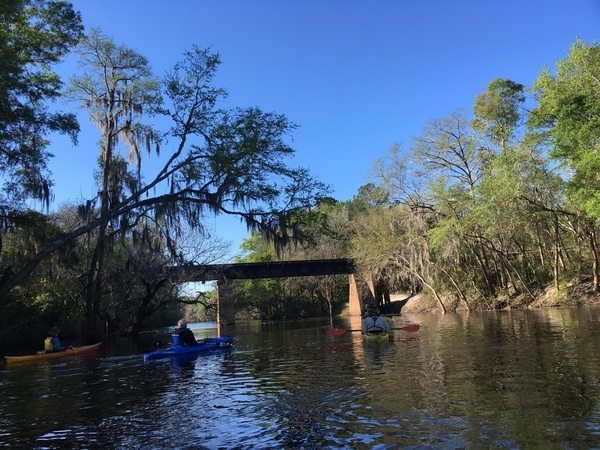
(363, 317, 393, 344)
(363, 332, 390, 344)
(4, 342, 102, 364)
(144, 336, 233, 361)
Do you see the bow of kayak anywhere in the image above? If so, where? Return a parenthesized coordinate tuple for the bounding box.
(4, 342, 102, 364)
(144, 336, 233, 361)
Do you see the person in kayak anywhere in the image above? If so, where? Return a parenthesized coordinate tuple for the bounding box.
(44, 327, 72, 352)
(175, 319, 198, 346)
(361, 305, 391, 335)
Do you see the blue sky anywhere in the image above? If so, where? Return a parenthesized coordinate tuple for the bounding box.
(48, 0, 600, 259)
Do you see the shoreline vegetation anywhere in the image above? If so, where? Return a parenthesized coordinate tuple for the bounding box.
(375, 282, 600, 316)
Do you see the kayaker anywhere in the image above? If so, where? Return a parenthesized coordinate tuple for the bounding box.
(44, 327, 72, 352)
(361, 305, 391, 335)
(175, 319, 198, 346)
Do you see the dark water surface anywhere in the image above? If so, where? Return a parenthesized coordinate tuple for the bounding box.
(2, 308, 600, 449)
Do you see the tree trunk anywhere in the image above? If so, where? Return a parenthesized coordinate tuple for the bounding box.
(553, 213, 560, 291)
(417, 275, 446, 314)
(85, 139, 111, 342)
(588, 225, 600, 292)
(441, 267, 471, 311)
(513, 238, 543, 289)
(471, 243, 496, 297)
(86, 233, 106, 343)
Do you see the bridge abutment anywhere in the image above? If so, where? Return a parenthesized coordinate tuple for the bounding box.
(217, 279, 236, 331)
(348, 274, 362, 316)
(349, 274, 380, 316)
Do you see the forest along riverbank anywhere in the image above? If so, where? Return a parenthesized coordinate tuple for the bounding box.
(386, 282, 600, 315)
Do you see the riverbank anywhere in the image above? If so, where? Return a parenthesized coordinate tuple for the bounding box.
(382, 281, 600, 315)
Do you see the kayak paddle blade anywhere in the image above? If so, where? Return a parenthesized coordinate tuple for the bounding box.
(328, 328, 347, 336)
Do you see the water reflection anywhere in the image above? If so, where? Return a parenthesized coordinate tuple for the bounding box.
(2, 308, 600, 448)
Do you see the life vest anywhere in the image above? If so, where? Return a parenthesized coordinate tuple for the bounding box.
(44, 337, 55, 352)
(365, 316, 389, 334)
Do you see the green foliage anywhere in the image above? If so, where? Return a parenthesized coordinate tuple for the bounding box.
(0, 208, 84, 348)
(356, 47, 600, 310)
(234, 233, 288, 320)
(234, 225, 348, 321)
(529, 39, 600, 218)
(346, 183, 390, 219)
(185, 289, 218, 323)
(237, 231, 277, 263)
(472, 78, 526, 148)
(0, 0, 82, 210)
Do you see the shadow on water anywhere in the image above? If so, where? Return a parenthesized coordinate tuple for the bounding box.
(3, 309, 600, 448)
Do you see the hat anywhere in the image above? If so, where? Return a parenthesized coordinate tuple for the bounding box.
(48, 327, 60, 336)
(366, 305, 379, 316)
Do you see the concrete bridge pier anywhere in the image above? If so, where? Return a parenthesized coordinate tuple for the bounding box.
(349, 274, 372, 316)
(349, 274, 380, 316)
(348, 274, 362, 316)
(217, 279, 236, 332)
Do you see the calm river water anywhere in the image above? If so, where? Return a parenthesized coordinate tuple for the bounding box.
(2, 307, 600, 449)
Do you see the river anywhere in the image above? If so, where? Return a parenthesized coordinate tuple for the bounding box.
(2, 307, 600, 449)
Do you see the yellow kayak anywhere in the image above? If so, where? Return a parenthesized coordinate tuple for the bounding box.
(363, 332, 390, 344)
(4, 342, 102, 364)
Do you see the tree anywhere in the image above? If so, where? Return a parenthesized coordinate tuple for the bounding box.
(65, 28, 162, 338)
(279, 199, 353, 321)
(0, 35, 329, 339)
(412, 109, 486, 197)
(472, 78, 526, 150)
(351, 205, 447, 312)
(234, 232, 280, 319)
(99, 223, 180, 335)
(468, 145, 565, 300)
(233, 230, 345, 321)
(0, 1, 82, 331)
(369, 106, 550, 310)
(0, 206, 83, 350)
(410, 111, 490, 304)
(529, 39, 600, 216)
(528, 39, 600, 290)
(0, 0, 82, 211)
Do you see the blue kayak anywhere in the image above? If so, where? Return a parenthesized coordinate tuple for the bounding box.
(144, 336, 233, 361)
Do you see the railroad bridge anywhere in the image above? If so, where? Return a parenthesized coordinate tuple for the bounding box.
(168, 259, 382, 328)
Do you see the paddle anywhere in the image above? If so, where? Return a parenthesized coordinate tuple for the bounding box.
(328, 324, 420, 335)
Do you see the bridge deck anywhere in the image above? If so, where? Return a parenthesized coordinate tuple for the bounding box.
(168, 259, 355, 282)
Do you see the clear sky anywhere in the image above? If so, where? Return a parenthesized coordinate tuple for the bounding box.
(48, 0, 600, 259)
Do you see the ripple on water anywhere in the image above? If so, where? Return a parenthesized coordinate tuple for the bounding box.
(4, 311, 600, 448)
